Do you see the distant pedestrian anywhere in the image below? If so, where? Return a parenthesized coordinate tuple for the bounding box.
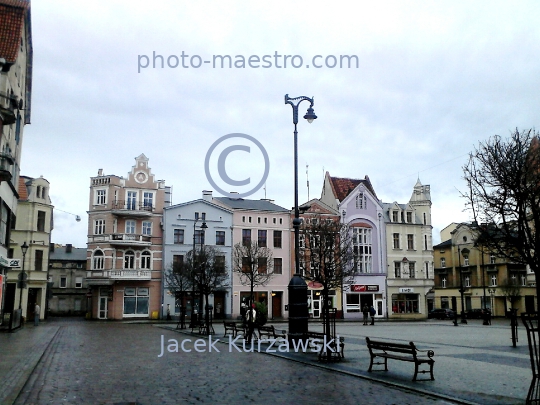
(362, 304, 369, 325)
(370, 305, 376, 325)
(245, 304, 257, 342)
(34, 303, 40, 326)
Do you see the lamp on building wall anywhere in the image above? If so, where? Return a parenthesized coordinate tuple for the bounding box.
(284, 94, 317, 342)
(18, 241, 29, 310)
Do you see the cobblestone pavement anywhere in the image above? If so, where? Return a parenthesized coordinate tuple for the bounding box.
(8, 319, 455, 405)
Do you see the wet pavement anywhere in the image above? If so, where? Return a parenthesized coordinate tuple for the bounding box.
(0, 317, 531, 404)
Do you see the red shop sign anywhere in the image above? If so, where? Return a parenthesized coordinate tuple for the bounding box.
(351, 284, 379, 292)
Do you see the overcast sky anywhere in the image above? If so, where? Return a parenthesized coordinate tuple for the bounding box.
(23, 1, 540, 249)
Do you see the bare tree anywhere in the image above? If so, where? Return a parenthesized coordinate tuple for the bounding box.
(191, 246, 229, 331)
(300, 215, 354, 347)
(163, 260, 192, 328)
(462, 128, 540, 312)
(232, 242, 274, 310)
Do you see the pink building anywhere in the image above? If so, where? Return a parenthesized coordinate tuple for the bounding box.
(86, 154, 170, 320)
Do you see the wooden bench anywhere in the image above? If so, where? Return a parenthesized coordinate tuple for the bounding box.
(257, 325, 286, 340)
(223, 321, 246, 338)
(306, 331, 345, 360)
(365, 337, 435, 381)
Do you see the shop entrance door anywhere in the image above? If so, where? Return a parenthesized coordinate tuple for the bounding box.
(98, 294, 108, 319)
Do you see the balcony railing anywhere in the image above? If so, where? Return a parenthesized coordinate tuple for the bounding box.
(86, 270, 151, 280)
(87, 234, 152, 245)
(111, 200, 153, 216)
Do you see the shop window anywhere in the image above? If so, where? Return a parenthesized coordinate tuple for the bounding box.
(123, 287, 149, 315)
(391, 294, 419, 314)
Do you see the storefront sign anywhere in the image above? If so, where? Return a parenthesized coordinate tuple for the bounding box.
(399, 288, 415, 293)
(351, 285, 379, 292)
(0, 256, 21, 268)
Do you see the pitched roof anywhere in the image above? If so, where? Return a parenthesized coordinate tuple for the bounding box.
(214, 197, 289, 212)
(329, 174, 378, 201)
(50, 246, 87, 261)
(0, 0, 29, 63)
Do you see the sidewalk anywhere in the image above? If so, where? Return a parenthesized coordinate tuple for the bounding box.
(0, 322, 60, 405)
(160, 318, 531, 405)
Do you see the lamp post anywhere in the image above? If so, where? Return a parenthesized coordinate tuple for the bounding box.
(284, 94, 317, 342)
(457, 246, 468, 324)
(189, 216, 207, 327)
(18, 241, 29, 311)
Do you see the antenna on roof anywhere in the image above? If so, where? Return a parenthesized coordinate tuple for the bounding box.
(264, 183, 267, 199)
(306, 164, 310, 201)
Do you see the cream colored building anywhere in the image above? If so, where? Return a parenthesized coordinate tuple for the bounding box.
(0, 0, 32, 328)
(9, 176, 53, 322)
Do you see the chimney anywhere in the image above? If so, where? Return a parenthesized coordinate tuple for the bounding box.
(66, 244, 72, 253)
(202, 190, 213, 201)
(98, 169, 103, 176)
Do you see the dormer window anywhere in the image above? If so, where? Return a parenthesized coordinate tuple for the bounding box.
(392, 211, 399, 222)
(406, 212, 412, 223)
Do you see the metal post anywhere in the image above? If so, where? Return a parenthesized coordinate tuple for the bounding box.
(284, 94, 317, 343)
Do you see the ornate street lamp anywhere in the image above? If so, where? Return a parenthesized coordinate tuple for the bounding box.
(284, 94, 317, 342)
(189, 215, 207, 328)
(457, 247, 468, 324)
(18, 241, 29, 310)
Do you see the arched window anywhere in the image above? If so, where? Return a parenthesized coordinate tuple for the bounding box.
(141, 251, 151, 269)
(442, 277, 447, 288)
(465, 276, 470, 287)
(93, 250, 104, 270)
(355, 193, 366, 209)
(124, 250, 135, 269)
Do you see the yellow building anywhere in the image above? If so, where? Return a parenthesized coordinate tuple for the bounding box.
(433, 223, 536, 317)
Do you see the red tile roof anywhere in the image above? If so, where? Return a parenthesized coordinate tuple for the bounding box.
(329, 174, 377, 202)
(0, 0, 29, 63)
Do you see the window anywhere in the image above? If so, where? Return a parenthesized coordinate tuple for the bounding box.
(490, 274, 497, 286)
(93, 250, 104, 270)
(195, 212, 199, 220)
(143, 192, 153, 210)
(125, 220, 136, 234)
(463, 255, 469, 266)
(123, 287, 149, 315)
(392, 211, 398, 222)
(94, 219, 106, 235)
(425, 262, 430, 278)
(257, 257, 267, 274)
(490, 254, 496, 264)
(241, 257, 251, 273)
(442, 277, 447, 288)
(35, 250, 43, 271)
(216, 231, 225, 245)
(173, 255, 184, 273)
(95, 189, 106, 205)
(37, 211, 46, 232)
(258, 230, 267, 247)
(424, 235, 428, 250)
(194, 230, 205, 245)
(257, 217, 261, 224)
(440, 258, 446, 268)
(355, 193, 366, 209)
(242, 216, 245, 223)
(127, 191, 137, 210)
(142, 221, 152, 235)
(273, 230, 282, 248)
(279, 218, 282, 224)
(60, 276, 67, 288)
(407, 234, 414, 250)
(353, 227, 372, 273)
(394, 262, 401, 278)
(393, 233, 400, 249)
(465, 276, 470, 287)
(391, 294, 419, 313)
(124, 250, 135, 269)
(409, 262, 415, 279)
(274, 258, 283, 274)
(215, 256, 226, 274)
(141, 251, 151, 269)
(423, 213, 427, 225)
(201, 212, 206, 220)
(521, 275, 527, 286)
(406, 212, 412, 223)
(242, 229, 251, 246)
(75, 277, 83, 288)
(0, 203, 9, 246)
(174, 229, 184, 244)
